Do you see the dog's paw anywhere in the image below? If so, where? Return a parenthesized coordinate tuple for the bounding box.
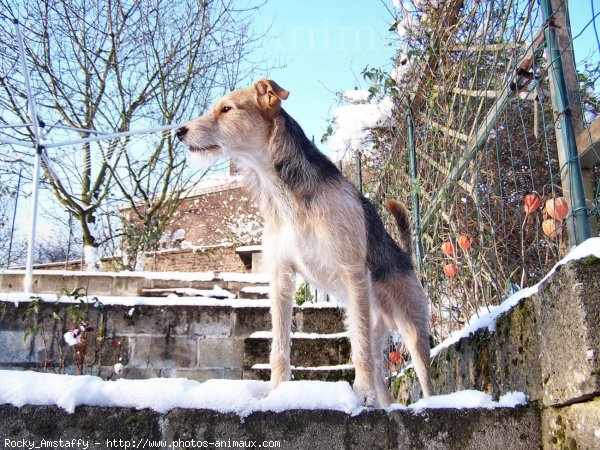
(353, 382, 378, 407)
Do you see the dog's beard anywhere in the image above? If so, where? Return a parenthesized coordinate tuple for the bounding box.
(187, 149, 220, 169)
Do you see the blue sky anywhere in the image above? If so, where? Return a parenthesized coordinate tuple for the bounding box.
(253, 0, 397, 152)
(249, 1, 599, 154)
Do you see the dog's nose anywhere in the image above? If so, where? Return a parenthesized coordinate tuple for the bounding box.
(175, 126, 188, 141)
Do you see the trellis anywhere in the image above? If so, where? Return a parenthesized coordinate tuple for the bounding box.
(371, 0, 600, 343)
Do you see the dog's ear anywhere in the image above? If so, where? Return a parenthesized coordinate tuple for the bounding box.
(254, 79, 289, 117)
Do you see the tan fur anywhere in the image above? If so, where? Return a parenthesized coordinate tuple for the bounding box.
(178, 79, 433, 406)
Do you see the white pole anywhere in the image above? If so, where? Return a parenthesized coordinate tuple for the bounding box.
(43, 122, 186, 149)
(14, 19, 43, 294)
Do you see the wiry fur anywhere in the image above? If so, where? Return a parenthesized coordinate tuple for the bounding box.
(177, 79, 433, 406)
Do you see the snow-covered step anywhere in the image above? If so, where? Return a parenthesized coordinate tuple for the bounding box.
(0, 269, 270, 298)
(244, 331, 352, 369)
(248, 363, 355, 383)
(140, 286, 236, 299)
(238, 285, 270, 300)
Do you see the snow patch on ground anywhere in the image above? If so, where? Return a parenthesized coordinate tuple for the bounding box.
(0, 370, 526, 416)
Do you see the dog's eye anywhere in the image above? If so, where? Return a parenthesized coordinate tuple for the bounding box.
(221, 106, 232, 113)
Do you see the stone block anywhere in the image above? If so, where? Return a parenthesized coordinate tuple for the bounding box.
(0, 405, 161, 444)
(129, 336, 197, 369)
(538, 257, 600, 406)
(295, 307, 346, 334)
(172, 368, 243, 382)
(0, 272, 21, 292)
(492, 296, 542, 402)
(246, 366, 355, 383)
(232, 306, 271, 336)
(0, 331, 43, 365)
(106, 305, 233, 337)
(541, 396, 600, 449)
(244, 336, 352, 368)
(168, 306, 233, 337)
(388, 407, 541, 449)
(197, 337, 244, 369)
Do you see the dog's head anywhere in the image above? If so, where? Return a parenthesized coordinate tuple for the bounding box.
(176, 79, 289, 166)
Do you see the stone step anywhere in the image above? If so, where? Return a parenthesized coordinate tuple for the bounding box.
(0, 270, 271, 298)
(238, 285, 270, 300)
(0, 404, 542, 449)
(246, 363, 356, 383)
(244, 332, 352, 368)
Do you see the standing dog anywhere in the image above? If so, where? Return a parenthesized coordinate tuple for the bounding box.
(177, 79, 432, 406)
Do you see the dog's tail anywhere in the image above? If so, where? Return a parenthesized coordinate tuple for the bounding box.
(386, 199, 413, 257)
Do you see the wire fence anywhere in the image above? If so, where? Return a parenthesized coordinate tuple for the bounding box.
(358, 0, 599, 345)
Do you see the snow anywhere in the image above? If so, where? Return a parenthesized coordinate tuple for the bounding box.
(343, 89, 371, 102)
(0, 292, 272, 308)
(430, 237, 600, 358)
(241, 286, 271, 295)
(83, 245, 101, 272)
(0, 268, 218, 282)
(249, 331, 349, 339)
(236, 245, 263, 253)
(142, 286, 236, 299)
(252, 363, 355, 371)
(63, 330, 81, 347)
(219, 272, 270, 283)
(395, 390, 528, 412)
(0, 370, 526, 416)
(329, 96, 395, 158)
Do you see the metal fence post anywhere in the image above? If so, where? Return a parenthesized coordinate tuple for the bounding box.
(356, 151, 363, 193)
(407, 111, 424, 273)
(540, 0, 592, 245)
(15, 19, 44, 292)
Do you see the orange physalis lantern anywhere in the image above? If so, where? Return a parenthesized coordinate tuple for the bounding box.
(443, 263, 458, 277)
(524, 193, 541, 215)
(389, 351, 402, 364)
(542, 218, 562, 239)
(545, 197, 569, 221)
(458, 235, 471, 250)
(441, 241, 454, 255)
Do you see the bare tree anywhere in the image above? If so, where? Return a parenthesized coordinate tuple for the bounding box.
(0, 0, 267, 270)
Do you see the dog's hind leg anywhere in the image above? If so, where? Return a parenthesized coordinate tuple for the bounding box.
(344, 270, 378, 406)
(372, 312, 395, 407)
(375, 275, 433, 398)
(268, 263, 295, 390)
(390, 275, 433, 398)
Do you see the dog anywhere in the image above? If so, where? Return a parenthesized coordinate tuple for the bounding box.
(177, 79, 433, 406)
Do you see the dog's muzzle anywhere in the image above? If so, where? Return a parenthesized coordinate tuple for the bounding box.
(175, 126, 188, 141)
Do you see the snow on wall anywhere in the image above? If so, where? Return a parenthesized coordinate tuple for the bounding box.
(0, 370, 526, 416)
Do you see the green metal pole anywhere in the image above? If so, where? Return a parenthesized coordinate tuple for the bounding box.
(540, 0, 592, 244)
(356, 151, 363, 193)
(408, 112, 424, 272)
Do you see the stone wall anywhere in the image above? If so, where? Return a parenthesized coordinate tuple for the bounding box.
(0, 404, 541, 450)
(0, 298, 346, 383)
(393, 256, 600, 449)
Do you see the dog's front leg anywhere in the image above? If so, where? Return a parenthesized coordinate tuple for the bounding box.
(345, 270, 378, 407)
(268, 263, 295, 391)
